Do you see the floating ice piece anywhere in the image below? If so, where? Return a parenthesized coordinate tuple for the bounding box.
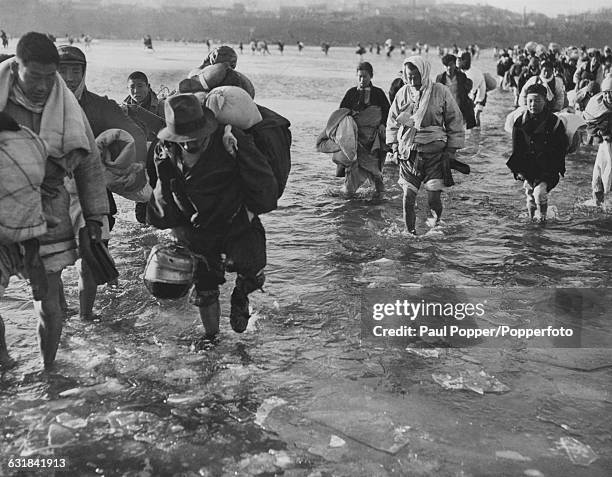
(254, 397, 287, 427)
(59, 378, 126, 398)
(55, 413, 87, 429)
(329, 435, 346, 447)
(432, 370, 510, 395)
(523, 470, 545, 477)
(47, 423, 76, 446)
(557, 436, 598, 466)
(495, 450, 532, 461)
(269, 449, 293, 468)
(166, 393, 203, 406)
(398, 282, 422, 288)
(367, 257, 395, 265)
(405, 347, 441, 358)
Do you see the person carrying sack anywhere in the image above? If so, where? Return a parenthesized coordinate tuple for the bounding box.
(0, 33, 109, 369)
(146, 94, 278, 338)
(386, 56, 466, 235)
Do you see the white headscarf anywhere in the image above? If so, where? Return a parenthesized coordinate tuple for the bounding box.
(401, 56, 433, 131)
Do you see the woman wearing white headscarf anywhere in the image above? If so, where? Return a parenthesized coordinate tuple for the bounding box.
(386, 56, 465, 234)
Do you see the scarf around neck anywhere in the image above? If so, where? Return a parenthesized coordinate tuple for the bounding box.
(73, 70, 87, 101)
(9, 80, 44, 113)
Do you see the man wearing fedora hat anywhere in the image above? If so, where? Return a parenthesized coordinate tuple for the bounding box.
(147, 94, 278, 337)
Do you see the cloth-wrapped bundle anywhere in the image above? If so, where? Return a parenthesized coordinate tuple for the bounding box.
(97, 128, 147, 196)
(505, 107, 585, 153)
(205, 86, 262, 130)
(185, 64, 256, 99)
(0, 126, 47, 244)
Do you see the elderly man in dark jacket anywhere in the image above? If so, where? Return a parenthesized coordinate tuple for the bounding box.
(436, 54, 476, 129)
(147, 94, 278, 338)
(58, 45, 148, 321)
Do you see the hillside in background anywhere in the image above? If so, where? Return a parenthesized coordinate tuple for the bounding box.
(1, 0, 611, 47)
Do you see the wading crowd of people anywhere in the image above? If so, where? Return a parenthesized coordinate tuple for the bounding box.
(0, 33, 610, 370)
(0, 32, 291, 370)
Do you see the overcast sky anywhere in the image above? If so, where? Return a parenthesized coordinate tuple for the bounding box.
(442, 0, 609, 16)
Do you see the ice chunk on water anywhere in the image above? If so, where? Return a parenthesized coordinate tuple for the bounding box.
(557, 436, 598, 466)
(254, 396, 287, 427)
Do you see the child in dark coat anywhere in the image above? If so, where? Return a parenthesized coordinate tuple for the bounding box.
(506, 83, 568, 222)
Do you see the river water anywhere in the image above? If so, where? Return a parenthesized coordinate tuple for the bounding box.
(1, 42, 611, 476)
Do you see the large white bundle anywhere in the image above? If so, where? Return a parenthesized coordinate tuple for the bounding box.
(504, 106, 527, 134)
(483, 72, 497, 92)
(504, 107, 585, 153)
(205, 86, 262, 130)
(555, 111, 586, 153)
(567, 90, 577, 108)
(592, 141, 612, 195)
(535, 44, 548, 56)
(0, 127, 47, 244)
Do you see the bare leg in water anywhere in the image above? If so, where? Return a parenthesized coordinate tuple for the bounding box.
(197, 290, 221, 338)
(403, 188, 418, 234)
(427, 190, 443, 225)
(33, 271, 65, 370)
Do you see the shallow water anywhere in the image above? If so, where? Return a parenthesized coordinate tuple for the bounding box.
(1, 42, 611, 476)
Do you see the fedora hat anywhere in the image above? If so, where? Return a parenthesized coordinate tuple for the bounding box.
(157, 93, 217, 142)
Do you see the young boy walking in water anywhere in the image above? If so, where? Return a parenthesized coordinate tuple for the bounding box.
(506, 83, 568, 223)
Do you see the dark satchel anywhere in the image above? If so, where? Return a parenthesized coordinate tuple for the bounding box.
(224, 210, 266, 275)
(78, 228, 119, 285)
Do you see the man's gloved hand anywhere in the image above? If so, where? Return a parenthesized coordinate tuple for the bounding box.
(85, 219, 103, 243)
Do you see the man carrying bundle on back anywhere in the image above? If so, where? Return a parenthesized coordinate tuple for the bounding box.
(0, 32, 108, 369)
(146, 94, 280, 339)
(0, 111, 49, 369)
